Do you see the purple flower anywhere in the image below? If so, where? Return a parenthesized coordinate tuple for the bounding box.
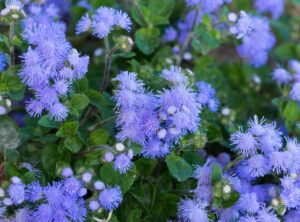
(290, 82, 300, 102)
(238, 193, 260, 213)
(61, 167, 73, 178)
(177, 198, 209, 222)
(272, 67, 291, 85)
(26, 182, 43, 202)
(114, 153, 133, 173)
(63, 177, 82, 196)
(161, 66, 187, 85)
(164, 26, 178, 42)
(254, 0, 285, 19)
(76, 13, 91, 34)
(0, 52, 7, 72)
(99, 186, 123, 211)
(196, 81, 219, 112)
(8, 183, 25, 205)
(230, 130, 257, 157)
(230, 11, 253, 39)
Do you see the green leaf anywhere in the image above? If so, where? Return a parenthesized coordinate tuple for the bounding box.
(0, 116, 21, 151)
(135, 158, 157, 177)
(56, 121, 79, 137)
(88, 129, 109, 146)
(71, 94, 90, 111)
(100, 163, 137, 193)
(221, 191, 240, 208)
(211, 164, 222, 185)
(283, 101, 300, 124)
(135, 28, 160, 55)
(12, 36, 22, 46)
(64, 137, 82, 153)
(127, 209, 142, 222)
(165, 152, 193, 182)
(38, 115, 61, 128)
(0, 65, 24, 98)
(86, 90, 108, 110)
(42, 144, 59, 177)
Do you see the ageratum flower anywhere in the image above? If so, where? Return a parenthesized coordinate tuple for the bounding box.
(230, 11, 253, 39)
(76, 6, 131, 39)
(272, 67, 291, 85)
(237, 193, 260, 213)
(237, 16, 275, 67)
(20, 21, 89, 121)
(8, 182, 25, 205)
(0, 52, 7, 72)
(177, 198, 209, 222)
(254, 0, 285, 19)
(196, 81, 219, 112)
(98, 186, 123, 211)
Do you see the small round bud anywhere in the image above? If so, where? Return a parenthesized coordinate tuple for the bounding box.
(183, 52, 192, 61)
(221, 107, 230, 116)
(79, 187, 87, 197)
(3, 198, 12, 206)
(169, 127, 180, 135)
(268, 186, 277, 198)
(104, 152, 114, 162)
(229, 26, 238, 35)
(94, 181, 105, 190)
(165, 58, 173, 65)
(128, 149, 134, 159)
(291, 173, 298, 180)
(11, 176, 21, 184)
(0, 106, 6, 115)
(115, 143, 125, 152)
(5, 99, 11, 108)
(115, 35, 134, 52)
(167, 106, 177, 115)
(157, 129, 167, 139)
(0, 188, 5, 197)
(271, 198, 279, 207)
(61, 167, 73, 178)
(182, 105, 190, 114)
(223, 185, 231, 194)
(94, 48, 103, 57)
(89, 200, 100, 211)
(82, 172, 93, 183)
(252, 75, 261, 85)
(159, 112, 167, 121)
(228, 12, 237, 22)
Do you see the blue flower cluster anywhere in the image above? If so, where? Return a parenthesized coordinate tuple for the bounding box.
(254, 0, 285, 19)
(76, 6, 131, 38)
(0, 168, 123, 221)
(272, 60, 300, 102)
(114, 66, 219, 160)
(19, 8, 89, 121)
(177, 116, 300, 222)
(237, 16, 275, 67)
(0, 52, 7, 72)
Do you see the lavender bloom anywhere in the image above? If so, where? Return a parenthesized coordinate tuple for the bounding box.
(272, 67, 291, 84)
(177, 198, 209, 222)
(99, 186, 123, 211)
(20, 21, 89, 120)
(290, 83, 300, 102)
(289, 60, 300, 74)
(0, 52, 7, 72)
(76, 13, 91, 34)
(114, 153, 133, 173)
(164, 26, 178, 42)
(237, 17, 275, 67)
(61, 167, 73, 178)
(238, 193, 260, 213)
(77, 7, 131, 38)
(230, 130, 257, 157)
(8, 183, 25, 205)
(25, 182, 43, 202)
(254, 0, 285, 19)
(196, 81, 219, 112)
(230, 11, 253, 39)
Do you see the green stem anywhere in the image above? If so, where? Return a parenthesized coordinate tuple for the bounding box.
(100, 36, 111, 93)
(223, 155, 243, 172)
(9, 22, 14, 66)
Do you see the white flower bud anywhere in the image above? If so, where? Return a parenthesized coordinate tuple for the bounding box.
(169, 127, 180, 135)
(11, 176, 21, 184)
(157, 129, 167, 139)
(167, 106, 177, 115)
(159, 112, 167, 121)
(94, 181, 105, 190)
(183, 52, 192, 61)
(228, 12, 237, 22)
(0, 188, 5, 197)
(271, 198, 279, 207)
(3, 198, 12, 206)
(291, 173, 298, 180)
(115, 143, 125, 152)
(223, 185, 231, 194)
(221, 107, 230, 116)
(182, 105, 190, 114)
(5, 99, 11, 108)
(0, 106, 6, 115)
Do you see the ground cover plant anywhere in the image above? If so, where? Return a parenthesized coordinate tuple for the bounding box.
(1, 0, 300, 221)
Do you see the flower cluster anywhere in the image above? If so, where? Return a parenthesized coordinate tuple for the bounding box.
(237, 16, 276, 67)
(229, 11, 253, 39)
(254, 0, 285, 19)
(19, 19, 89, 121)
(0, 52, 7, 72)
(0, 168, 123, 221)
(76, 6, 131, 38)
(103, 142, 134, 174)
(272, 60, 300, 102)
(176, 116, 300, 221)
(114, 66, 218, 160)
